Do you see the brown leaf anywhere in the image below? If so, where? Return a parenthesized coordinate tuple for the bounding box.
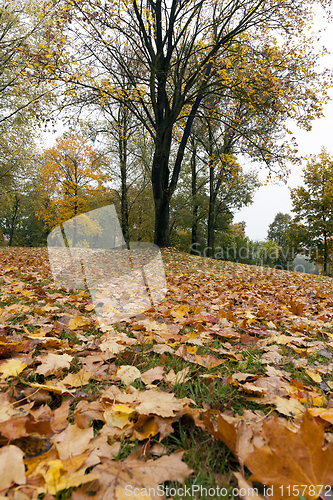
(51, 400, 70, 432)
(234, 472, 266, 500)
(50, 424, 94, 460)
(35, 353, 73, 376)
(246, 413, 333, 500)
(141, 366, 165, 385)
(0, 445, 26, 490)
(175, 344, 224, 368)
(94, 451, 193, 499)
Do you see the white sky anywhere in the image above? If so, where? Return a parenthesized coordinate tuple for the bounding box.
(234, 7, 333, 241)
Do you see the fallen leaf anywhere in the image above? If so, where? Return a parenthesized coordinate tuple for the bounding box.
(0, 445, 26, 490)
(141, 366, 165, 385)
(308, 408, 333, 424)
(0, 359, 27, 379)
(38, 458, 100, 496)
(165, 367, 190, 385)
(306, 370, 322, 383)
(61, 369, 92, 387)
(51, 424, 94, 460)
(175, 344, 224, 368)
(99, 338, 126, 354)
(116, 365, 141, 386)
(93, 450, 193, 499)
(35, 353, 73, 376)
(246, 413, 333, 500)
(68, 316, 90, 330)
(104, 405, 136, 429)
(273, 396, 305, 418)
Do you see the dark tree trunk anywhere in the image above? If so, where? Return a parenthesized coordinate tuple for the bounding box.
(119, 111, 129, 247)
(151, 128, 172, 247)
(206, 124, 215, 258)
(191, 141, 198, 253)
(207, 162, 216, 258)
(9, 194, 20, 246)
(324, 230, 328, 275)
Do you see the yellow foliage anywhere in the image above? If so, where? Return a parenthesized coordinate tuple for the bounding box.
(36, 134, 109, 236)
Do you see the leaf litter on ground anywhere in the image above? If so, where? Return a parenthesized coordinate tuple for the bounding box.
(1, 247, 333, 498)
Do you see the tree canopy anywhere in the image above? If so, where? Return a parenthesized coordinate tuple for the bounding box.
(41, 0, 332, 246)
(290, 148, 333, 275)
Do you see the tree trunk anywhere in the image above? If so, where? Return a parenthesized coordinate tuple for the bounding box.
(154, 194, 171, 247)
(9, 194, 20, 246)
(190, 140, 199, 253)
(207, 163, 216, 258)
(151, 130, 172, 247)
(119, 119, 129, 248)
(206, 125, 215, 258)
(324, 230, 328, 275)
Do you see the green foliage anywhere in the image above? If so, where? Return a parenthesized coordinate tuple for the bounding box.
(267, 212, 294, 270)
(0, 188, 48, 247)
(290, 148, 333, 275)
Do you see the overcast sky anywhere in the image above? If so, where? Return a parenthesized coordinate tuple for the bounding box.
(234, 8, 333, 241)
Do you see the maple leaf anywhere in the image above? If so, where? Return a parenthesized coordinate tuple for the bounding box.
(61, 368, 92, 387)
(175, 344, 224, 368)
(135, 390, 192, 418)
(141, 366, 165, 385)
(0, 358, 27, 378)
(51, 424, 94, 460)
(104, 405, 136, 429)
(37, 458, 100, 496)
(68, 315, 91, 330)
(116, 365, 141, 386)
(165, 367, 190, 385)
(93, 451, 193, 499)
(99, 338, 126, 354)
(0, 445, 26, 490)
(246, 413, 333, 500)
(35, 353, 73, 376)
(308, 408, 333, 424)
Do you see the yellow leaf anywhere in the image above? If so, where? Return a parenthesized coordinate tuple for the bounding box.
(40, 459, 100, 496)
(116, 365, 141, 386)
(306, 370, 322, 383)
(186, 345, 197, 354)
(61, 369, 92, 387)
(0, 359, 27, 379)
(171, 305, 190, 318)
(104, 404, 136, 429)
(308, 408, 333, 424)
(299, 395, 326, 407)
(68, 316, 89, 330)
(273, 396, 305, 418)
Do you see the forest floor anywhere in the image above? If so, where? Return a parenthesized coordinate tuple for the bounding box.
(1, 247, 333, 499)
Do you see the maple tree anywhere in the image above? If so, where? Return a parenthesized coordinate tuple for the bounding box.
(36, 133, 108, 241)
(290, 148, 333, 275)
